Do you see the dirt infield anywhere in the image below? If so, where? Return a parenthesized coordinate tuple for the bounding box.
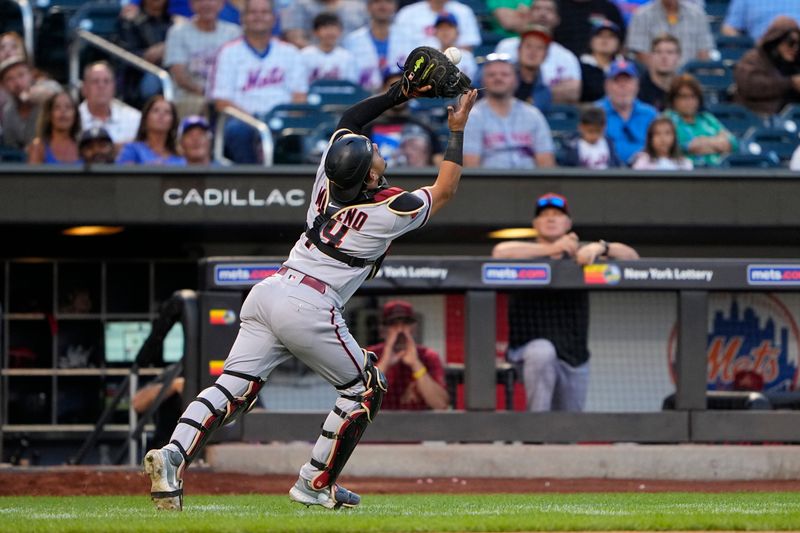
(1, 468, 800, 496)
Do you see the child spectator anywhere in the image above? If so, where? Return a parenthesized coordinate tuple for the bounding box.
(430, 13, 477, 81)
(559, 106, 622, 169)
(117, 95, 186, 165)
(632, 116, 693, 170)
(27, 91, 82, 165)
(300, 13, 358, 85)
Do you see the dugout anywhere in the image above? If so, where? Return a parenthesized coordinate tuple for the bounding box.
(189, 256, 800, 448)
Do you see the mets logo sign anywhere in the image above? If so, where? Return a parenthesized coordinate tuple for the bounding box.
(481, 263, 551, 284)
(667, 293, 800, 391)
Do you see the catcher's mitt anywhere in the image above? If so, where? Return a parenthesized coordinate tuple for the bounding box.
(400, 46, 472, 98)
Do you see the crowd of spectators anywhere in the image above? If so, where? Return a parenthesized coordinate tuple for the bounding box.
(1, 0, 800, 168)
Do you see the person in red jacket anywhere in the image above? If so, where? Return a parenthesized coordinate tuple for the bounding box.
(369, 300, 449, 410)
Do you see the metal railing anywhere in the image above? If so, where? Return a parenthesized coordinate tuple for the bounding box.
(69, 290, 198, 466)
(68, 29, 175, 102)
(214, 106, 274, 166)
(11, 0, 34, 60)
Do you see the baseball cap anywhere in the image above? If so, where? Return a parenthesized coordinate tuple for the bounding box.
(434, 12, 458, 27)
(520, 24, 552, 45)
(534, 192, 569, 217)
(606, 58, 638, 79)
(78, 126, 113, 148)
(590, 19, 622, 39)
(179, 115, 211, 136)
(0, 55, 28, 79)
(382, 299, 416, 323)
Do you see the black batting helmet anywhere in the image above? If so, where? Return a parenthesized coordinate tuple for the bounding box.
(324, 133, 374, 203)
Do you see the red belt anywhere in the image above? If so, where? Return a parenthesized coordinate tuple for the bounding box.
(277, 267, 327, 295)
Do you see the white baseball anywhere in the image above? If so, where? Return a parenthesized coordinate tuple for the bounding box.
(444, 47, 462, 65)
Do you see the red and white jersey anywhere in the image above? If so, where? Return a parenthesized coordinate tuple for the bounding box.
(283, 130, 433, 303)
(208, 37, 308, 116)
(300, 45, 360, 86)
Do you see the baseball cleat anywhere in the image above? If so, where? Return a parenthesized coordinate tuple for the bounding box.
(289, 477, 360, 509)
(143, 448, 184, 511)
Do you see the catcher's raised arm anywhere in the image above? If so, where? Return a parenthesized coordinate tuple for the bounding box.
(426, 88, 478, 216)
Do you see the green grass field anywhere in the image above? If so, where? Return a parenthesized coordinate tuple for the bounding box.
(1, 493, 799, 533)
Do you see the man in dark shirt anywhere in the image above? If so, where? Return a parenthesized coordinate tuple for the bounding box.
(492, 192, 639, 411)
(637, 33, 681, 111)
(553, 0, 625, 56)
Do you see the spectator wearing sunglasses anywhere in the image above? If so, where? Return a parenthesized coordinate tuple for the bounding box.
(734, 16, 800, 117)
(596, 58, 657, 165)
(492, 193, 639, 412)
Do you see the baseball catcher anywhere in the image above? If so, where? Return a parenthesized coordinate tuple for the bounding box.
(144, 44, 477, 512)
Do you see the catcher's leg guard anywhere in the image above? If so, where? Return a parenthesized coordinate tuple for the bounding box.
(165, 370, 264, 467)
(309, 356, 387, 490)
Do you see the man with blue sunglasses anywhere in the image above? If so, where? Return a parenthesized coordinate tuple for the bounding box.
(492, 192, 639, 411)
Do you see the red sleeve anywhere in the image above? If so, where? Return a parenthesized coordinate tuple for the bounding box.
(373, 187, 405, 202)
(420, 347, 445, 387)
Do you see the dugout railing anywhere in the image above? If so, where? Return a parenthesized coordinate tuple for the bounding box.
(197, 256, 800, 445)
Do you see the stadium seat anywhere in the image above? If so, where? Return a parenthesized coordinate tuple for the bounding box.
(307, 79, 371, 113)
(777, 104, 800, 133)
(302, 120, 338, 163)
(681, 60, 733, 104)
(408, 97, 454, 128)
(35, 5, 72, 83)
(0, 0, 24, 36)
(707, 103, 763, 137)
(68, 2, 121, 40)
(544, 104, 579, 135)
(0, 145, 26, 163)
(715, 34, 754, 66)
(262, 104, 334, 133)
(718, 152, 781, 169)
(741, 127, 800, 165)
(704, 0, 730, 20)
(273, 130, 307, 165)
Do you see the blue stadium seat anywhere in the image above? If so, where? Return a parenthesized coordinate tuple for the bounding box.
(273, 131, 306, 165)
(778, 104, 800, 133)
(68, 2, 121, 40)
(0, 0, 24, 36)
(544, 104, 579, 134)
(719, 152, 781, 169)
(262, 104, 333, 133)
(741, 127, 800, 165)
(715, 34, 754, 66)
(707, 103, 763, 137)
(704, 0, 730, 20)
(408, 97, 454, 127)
(303, 120, 339, 163)
(681, 60, 733, 104)
(0, 145, 26, 163)
(307, 79, 371, 113)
